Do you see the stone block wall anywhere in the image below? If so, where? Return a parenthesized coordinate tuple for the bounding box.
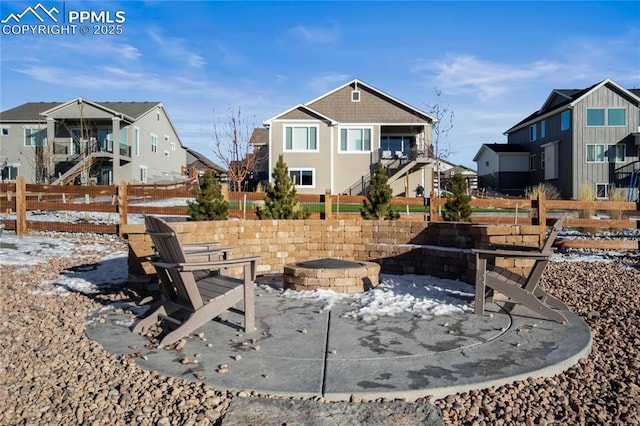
(125, 219, 543, 288)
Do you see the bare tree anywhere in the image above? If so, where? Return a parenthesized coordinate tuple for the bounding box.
(425, 89, 455, 195)
(212, 106, 265, 191)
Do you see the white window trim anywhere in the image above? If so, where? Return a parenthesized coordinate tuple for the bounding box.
(338, 125, 374, 153)
(1, 126, 10, 136)
(283, 124, 320, 153)
(150, 133, 158, 153)
(289, 167, 315, 188)
(595, 183, 609, 200)
(586, 143, 606, 163)
(607, 144, 625, 163)
(540, 151, 545, 170)
(170, 142, 176, 152)
(134, 127, 140, 157)
(586, 108, 606, 127)
(529, 124, 537, 142)
(139, 165, 148, 183)
(23, 126, 47, 147)
(607, 107, 626, 127)
(351, 90, 361, 102)
(529, 154, 537, 171)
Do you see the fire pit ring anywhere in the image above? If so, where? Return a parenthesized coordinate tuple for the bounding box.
(283, 257, 381, 293)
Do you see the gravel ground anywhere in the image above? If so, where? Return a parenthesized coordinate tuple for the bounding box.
(0, 234, 639, 425)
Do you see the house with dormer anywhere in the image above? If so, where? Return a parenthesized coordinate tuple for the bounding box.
(263, 79, 437, 196)
(474, 79, 640, 200)
(0, 98, 188, 185)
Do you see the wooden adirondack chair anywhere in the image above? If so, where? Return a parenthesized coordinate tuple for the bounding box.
(473, 215, 569, 323)
(133, 215, 260, 347)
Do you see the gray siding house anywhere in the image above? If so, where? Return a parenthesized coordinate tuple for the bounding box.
(263, 79, 437, 196)
(0, 98, 188, 184)
(474, 79, 640, 200)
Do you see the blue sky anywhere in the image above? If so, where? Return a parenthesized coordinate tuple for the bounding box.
(1, 1, 639, 168)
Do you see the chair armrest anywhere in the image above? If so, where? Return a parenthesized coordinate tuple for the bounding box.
(472, 248, 549, 260)
(154, 256, 261, 272)
(183, 247, 233, 258)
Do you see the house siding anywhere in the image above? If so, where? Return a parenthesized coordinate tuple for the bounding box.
(309, 84, 430, 124)
(502, 81, 640, 200)
(268, 80, 436, 196)
(571, 85, 640, 198)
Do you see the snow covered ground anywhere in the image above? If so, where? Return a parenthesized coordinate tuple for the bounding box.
(1, 230, 636, 324)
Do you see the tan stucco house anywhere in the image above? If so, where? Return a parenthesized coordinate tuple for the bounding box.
(263, 79, 437, 196)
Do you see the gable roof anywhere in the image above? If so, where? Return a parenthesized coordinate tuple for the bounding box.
(186, 148, 225, 174)
(263, 103, 338, 125)
(1, 99, 161, 123)
(264, 79, 436, 125)
(249, 128, 269, 145)
(473, 143, 529, 162)
(505, 79, 640, 135)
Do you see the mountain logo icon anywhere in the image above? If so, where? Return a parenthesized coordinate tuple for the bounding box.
(1, 3, 60, 24)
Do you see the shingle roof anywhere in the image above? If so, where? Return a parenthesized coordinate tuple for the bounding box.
(249, 128, 268, 145)
(484, 143, 529, 153)
(0, 101, 160, 122)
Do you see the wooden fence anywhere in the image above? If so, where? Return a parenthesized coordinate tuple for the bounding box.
(0, 177, 638, 250)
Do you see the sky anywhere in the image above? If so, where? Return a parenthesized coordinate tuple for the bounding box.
(1, 1, 639, 169)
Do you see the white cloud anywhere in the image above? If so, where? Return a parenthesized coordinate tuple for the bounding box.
(306, 72, 351, 94)
(412, 54, 562, 101)
(147, 28, 205, 68)
(290, 22, 341, 44)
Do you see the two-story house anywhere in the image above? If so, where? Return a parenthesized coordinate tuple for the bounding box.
(474, 79, 640, 200)
(263, 79, 437, 196)
(0, 97, 188, 184)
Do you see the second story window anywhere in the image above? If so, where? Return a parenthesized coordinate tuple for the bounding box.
(24, 127, 46, 146)
(586, 144, 605, 163)
(529, 124, 537, 142)
(540, 120, 546, 139)
(587, 108, 605, 126)
(151, 135, 158, 153)
(561, 110, 571, 131)
(285, 125, 318, 151)
(607, 108, 626, 126)
(340, 128, 372, 152)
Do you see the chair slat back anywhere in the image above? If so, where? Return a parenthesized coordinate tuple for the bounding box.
(145, 215, 202, 308)
(541, 215, 567, 253)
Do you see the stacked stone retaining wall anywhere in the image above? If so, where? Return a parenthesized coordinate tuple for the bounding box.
(125, 219, 543, 288)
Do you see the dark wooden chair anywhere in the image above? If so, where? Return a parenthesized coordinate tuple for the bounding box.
(473, 215, 569, 323)
(132, 215, 260, 347)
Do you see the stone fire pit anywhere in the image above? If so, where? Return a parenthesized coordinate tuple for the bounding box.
(283, 258, 381, 293)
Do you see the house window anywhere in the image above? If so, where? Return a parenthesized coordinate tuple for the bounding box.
(351, 90, 361, 102)
(586, 144, 605, 163)
(540, 120, 546, 139)
(608, 144, 625, 163)
(595, 183, 609, 199)
(541, 151, 545, 170)
(1, 165, 18, 181)
(529, 154, 537, 171)
(485, 161, 489, 167)
(586, 108, 605, 126)
(139, 166, 148, 183)
(134, 128, 140, 156)
(24, 128, 46, 146)
(285, 126, 318, 151)
(561, 110, 571, 131)
(289, 168, 314, 187)
(151, 135, 158, 153)
(1, 128, 9, 136)
(164, 135, 170, 142)
(170, 142, 176, 152)
(607, 108, 626, 126)
(164, 150, 170, 157)
(529, 124, 537, 142)
(340, 128, 372, 152)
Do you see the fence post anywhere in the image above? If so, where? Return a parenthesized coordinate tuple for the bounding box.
(429, 190, 439, 222)
(118, 182, 128, 237)
(537, 192, 547, 248)
(15, 176, 27, 236)
(324, 189, 332, 219)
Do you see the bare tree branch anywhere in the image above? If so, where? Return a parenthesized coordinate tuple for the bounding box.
(212, 105, 266, 191)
